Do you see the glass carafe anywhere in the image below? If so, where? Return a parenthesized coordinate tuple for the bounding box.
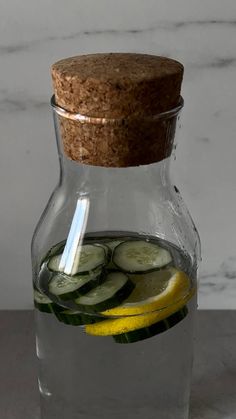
(31, 53, 200, 419)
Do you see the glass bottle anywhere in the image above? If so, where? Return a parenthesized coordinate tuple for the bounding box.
(32, 53, 201, 419)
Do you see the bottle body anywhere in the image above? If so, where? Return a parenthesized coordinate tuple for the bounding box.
(32, 104, 200, 419)
(35, 296, 196, 419)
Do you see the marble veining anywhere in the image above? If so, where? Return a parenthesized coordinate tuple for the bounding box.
(1, 19, 236, 67)
(0, 96, 48, 113)
(198, 256, 236, 308)
(0, 0, 236, 308)
(195, 57, 236, 69)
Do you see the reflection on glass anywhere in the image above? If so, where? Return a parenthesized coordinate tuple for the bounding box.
(59, 197, 90, 275)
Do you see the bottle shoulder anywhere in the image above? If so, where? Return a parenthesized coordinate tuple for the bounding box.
(32, 176, 200, 272)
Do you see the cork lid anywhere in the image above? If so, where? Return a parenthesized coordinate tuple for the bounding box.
(51, 53, 183, 118)
(51, 53, 184, 167)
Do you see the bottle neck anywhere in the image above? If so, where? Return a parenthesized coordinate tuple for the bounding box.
(53, 102, 179, 194)
(59, 155, 172, 194)
(56, 155, 174, 239)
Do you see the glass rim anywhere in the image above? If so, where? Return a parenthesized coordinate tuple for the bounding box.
(51, 95, 184, 125)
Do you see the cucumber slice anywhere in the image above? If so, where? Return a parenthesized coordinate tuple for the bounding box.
(54, 310, 103, 326)
(47, 240, 66, 257)
(48, 244, 106, 275)
(96, 243, 111, 257)
(41, 240, 66, 266)
(74, 272, 135, 312)
(113, 306, 188, 344)
(106, 240, 124, 252)
(48, 269, 104, 301)
(34, 289, 62, 314)
(113, 240, 172, 273)
(47, 254, 62, 272)
(105, 240, 124, 270)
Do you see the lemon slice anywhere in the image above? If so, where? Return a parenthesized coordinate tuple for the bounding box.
(102, 268, 191, 316)
(85, 269, 195, 337)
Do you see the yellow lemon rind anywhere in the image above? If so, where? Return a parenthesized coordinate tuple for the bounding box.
(85, 286, 196, 336)
(101, 269, 191, 316)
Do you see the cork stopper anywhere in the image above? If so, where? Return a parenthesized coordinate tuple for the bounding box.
(51, 53, 184, 167)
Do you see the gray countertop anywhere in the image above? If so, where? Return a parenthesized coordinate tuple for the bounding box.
(0, 310, 235, 419)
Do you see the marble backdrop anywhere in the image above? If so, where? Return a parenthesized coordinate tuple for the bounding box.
(0, 0, 236, 308)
